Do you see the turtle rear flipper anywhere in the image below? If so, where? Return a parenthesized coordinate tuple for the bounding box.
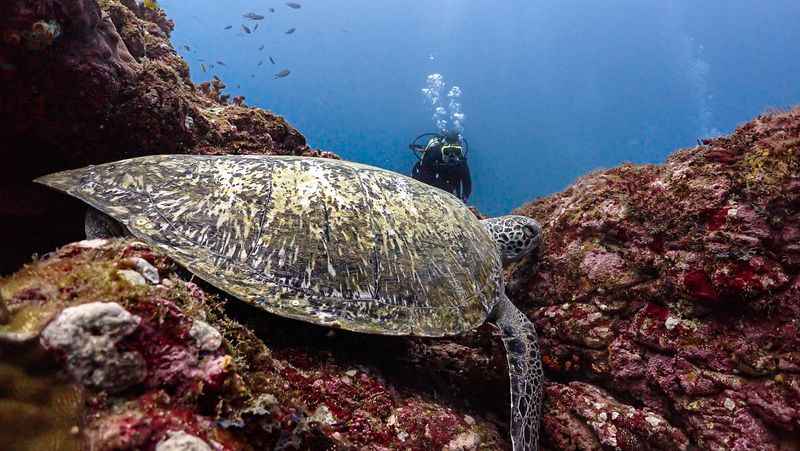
(491, 292, 544, 450)
(85, 206, 129, 239)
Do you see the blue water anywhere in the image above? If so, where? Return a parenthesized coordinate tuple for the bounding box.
(161, 0, 800, 216)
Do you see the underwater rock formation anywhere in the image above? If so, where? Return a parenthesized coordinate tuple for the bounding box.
(2, 111, 797, 450)
(2, 1, 799, 450)
(508, 107, 800, 449)
(0, 0, 322, 274)
(41, 301, 146, 392)
(0, 239, 506, 449)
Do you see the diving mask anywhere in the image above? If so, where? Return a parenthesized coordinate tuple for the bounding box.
(440, 144, 463, 163)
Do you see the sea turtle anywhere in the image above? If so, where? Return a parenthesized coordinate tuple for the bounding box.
(36, 155, 544, 450)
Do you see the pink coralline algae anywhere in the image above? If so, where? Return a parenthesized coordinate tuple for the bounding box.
(509, 108, 800, 449)
(275, 351, 492, 449)
(544, 382, 688, 450)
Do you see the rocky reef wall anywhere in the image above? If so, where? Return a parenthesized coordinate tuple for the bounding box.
(4, 109, 796, 450)
(0, 0, 331, 274)
(509, 108, 800, 449)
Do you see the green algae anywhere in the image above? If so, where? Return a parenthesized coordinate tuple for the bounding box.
(0, 305, 48, 337)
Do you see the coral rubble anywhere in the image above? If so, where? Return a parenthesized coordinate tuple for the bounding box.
(509, 107, 800, 449)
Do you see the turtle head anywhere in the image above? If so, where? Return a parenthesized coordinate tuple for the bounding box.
(480, 215, 542, 265)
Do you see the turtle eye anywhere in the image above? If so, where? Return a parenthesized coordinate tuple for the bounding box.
(523, 225, 536, 238)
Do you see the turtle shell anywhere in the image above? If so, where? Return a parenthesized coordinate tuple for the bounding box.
(36, 155, 502, 336)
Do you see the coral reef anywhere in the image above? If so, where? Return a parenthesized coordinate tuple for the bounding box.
(2, 0, 799, 449)
(0, 0, 324, 274)
(0, 239, 506, 449)
(509, 107, 800, 449)
(2, 109, 796, 450)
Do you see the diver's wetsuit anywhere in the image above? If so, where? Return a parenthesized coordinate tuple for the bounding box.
(411, 142, 472, 202)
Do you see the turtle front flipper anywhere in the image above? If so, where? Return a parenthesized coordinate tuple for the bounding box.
(491, 292, 544, 450)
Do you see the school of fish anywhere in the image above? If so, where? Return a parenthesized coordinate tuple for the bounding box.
(176, 2, 302, 87)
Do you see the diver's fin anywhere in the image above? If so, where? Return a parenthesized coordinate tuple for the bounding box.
(491, 292, 544, 451)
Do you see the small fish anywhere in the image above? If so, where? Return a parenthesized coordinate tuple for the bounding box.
(197, 58, 206, 61)
(286, 2, 301, 9)
(275, 69, 290, 78)
(243, 13, 265, 20)
(258, 45, 264, 50)
(253, 24, 259, 32)
(213, 75, 220, 81)
(251, 74, 255, 78)
(200, 63, 206, 72)
(242, 24, 251, 34)
(285, 27, 295, 34)
(269, 8, 275, 13)
(216, 61, 226, 66)
(181, 45, 190, 51)
(143, 0, 158, 10)
(269, 56, 275, 64)
(258, 60, 263, 67)
(224, 25, 232, 30)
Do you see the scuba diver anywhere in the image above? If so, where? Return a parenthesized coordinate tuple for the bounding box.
(409, 130, 472, 202)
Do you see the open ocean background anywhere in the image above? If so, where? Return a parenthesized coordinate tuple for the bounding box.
(161, 0, 800, 216)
